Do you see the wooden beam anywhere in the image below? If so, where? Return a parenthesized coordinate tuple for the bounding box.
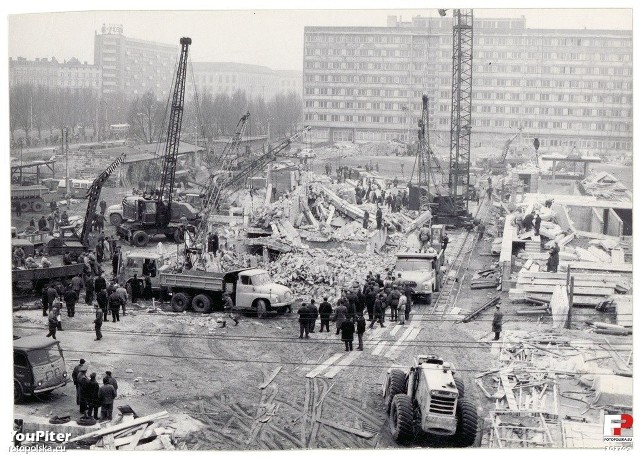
(66, 411, 169, 443)
(558, 261, 632, 272)
(120, 425, 148, 450)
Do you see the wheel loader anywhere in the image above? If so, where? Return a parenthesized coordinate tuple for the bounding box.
(382, 355, 478, 446)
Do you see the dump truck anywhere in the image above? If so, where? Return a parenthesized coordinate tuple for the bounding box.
(11, 185, 49, 213)
(394, 251, 444, 304)
(382, 355, 478, 446)
(12, 263, 85, 293)
(14, 335, 69, 403)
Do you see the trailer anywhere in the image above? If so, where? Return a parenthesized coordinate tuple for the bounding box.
(12, 263, 85, 293)
(11, 185, 49, 213)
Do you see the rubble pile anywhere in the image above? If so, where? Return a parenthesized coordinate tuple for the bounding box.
(268, 247, 395, 301)
(579, 171, 632, 201)
(332, 221, 371, 242)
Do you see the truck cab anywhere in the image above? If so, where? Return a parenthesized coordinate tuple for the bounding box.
(227, 269, 294, 315)
(119, 196, 200, 226)
(14, 335, 69, 403)
(394, 251, 444, 304)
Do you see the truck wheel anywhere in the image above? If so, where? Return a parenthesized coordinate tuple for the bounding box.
(110, 213, 123, 226)
(425, 293, 432, 305)
(452, 398, 478, 447)
(192, 294, 212, 313)
(384, 369, 407, 413)
(173, 229, 184, 243)
(14, 380, 24, 404)
(389, 394, 414, 445)
(453, 373, 465, 398)
(255, 299, 267, 318)
(132, 231, 150, 247)
(31, 201, 44, 212)
(171, 292, 192, 312)
(20, 202, 30, 212)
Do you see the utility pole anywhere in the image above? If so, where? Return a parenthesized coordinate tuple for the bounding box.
(63, 127, 70, 196)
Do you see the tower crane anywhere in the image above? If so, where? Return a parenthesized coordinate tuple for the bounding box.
(115, 37, 200, 247)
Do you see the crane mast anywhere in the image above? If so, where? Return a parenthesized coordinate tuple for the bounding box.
(158, 37, 192, 225)
(447, 9, 474, 215)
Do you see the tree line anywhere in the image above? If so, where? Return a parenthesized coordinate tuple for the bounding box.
(10, 84, 303, 149)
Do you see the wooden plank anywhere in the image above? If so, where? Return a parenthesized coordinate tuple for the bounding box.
(500, 375, 519, 411)
(158, 435, 176, 450)
(316, 418, 375, 439)
(518, 271, 624, 281)
(517, 279, 617, 288)
(102, 434, 115, 450)
(120, 425, 148, 450)
(259, 366, 282, 389)
(67, 411, 169, 443)
(113, 425, 146, 446)
(588, 246, 612, 263)
(558, 261, 632, 272)
(516, 284, 613, 296)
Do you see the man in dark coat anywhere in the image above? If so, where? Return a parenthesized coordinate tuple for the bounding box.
(333, 300, 348, 336)
(108, 290, 122, 322)
(356, 314, 367, 351)
(93, 306, 103, 340)
(207, 232, 220, 255)
(143, 275, 153, 299)
(85, 274, 95, 305)
(105, 371, 118, 396)
(369, 294, 386, 328)
(63, 285, 78, 318)
(340, 317, 355, 351)
(547, 246, 560, 273)
(77, 366, 89, 414)
(38, 215, 48, 231)
(46, 284, 58, 312)
(376, 206, 383, 230)
(307, 299, 319, 333)
(318, 297, 333, 333)
(130, 274, 142, 303)
(41, 287, 50, 317)
(403, 283, 414, 322)
(522, 212, 535, 232)
(98, 377, 117, 420)
(99, 199, 107, 215)
(492, 304, 503, 341)
(362, 210, 369, 229)
(298, 303, 310, 339)
(388, 285, 401, 322)
(533, 213, 542, 236)
(111, 250, 120, 277)
(46, 305, 59, 338)
(365, 281, 377, 321)
(85, 373, 101, 419)
(94, 274, 107, 294)
(97, 289, 109, 321)
(72, 359, 86, 402)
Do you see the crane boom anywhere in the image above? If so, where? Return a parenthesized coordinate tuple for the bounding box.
(158, 37, 192, 224)
(499, 129, 521, 163)
(79, 153, 126, 245)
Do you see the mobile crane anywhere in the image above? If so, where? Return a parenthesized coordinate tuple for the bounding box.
(115, 37, 201, 247)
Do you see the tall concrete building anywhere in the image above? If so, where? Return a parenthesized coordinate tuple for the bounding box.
(303, 15, 632, 154)
(191, 62, 302, 100)
(9, 56, 101, 94)
(94, 24, 176, 98)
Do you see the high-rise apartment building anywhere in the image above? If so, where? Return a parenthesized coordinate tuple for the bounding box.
(94, 24, 176, 98)
(303, 15, 632, 154)
(9, 56, 101, 94)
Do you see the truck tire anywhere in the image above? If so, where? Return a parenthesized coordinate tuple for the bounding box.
(31, 201, 44, 212)
(110, 213, 123, 226)
(255, 299, 267, 318)
(425, 293, 432, 305)
(453, 373, 465, 398)
(173, 229, 184, 243)
(192, 294, 212, 313)
(14, 380, 24, 404)
(20, 201, 30, 212)
(132, 231, 150, 247)
(171, 292, 192, 312)
(452, 398, 478, 447)
(389, 394, 414, 444)
(384, 369, 407, 413)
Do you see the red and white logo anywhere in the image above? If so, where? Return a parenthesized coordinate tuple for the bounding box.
(604, 414, 633, 440)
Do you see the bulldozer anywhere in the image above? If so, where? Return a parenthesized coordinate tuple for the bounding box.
(382, 355, 478, 446)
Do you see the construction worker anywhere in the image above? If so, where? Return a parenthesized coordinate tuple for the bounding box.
(318, 297, 333, 332)
(419, 225, 431, 252)
(492, 304, 503, 341)
(476, 222, 486, 240)
(222, 292, 239, 326)
(546, 245, 560, 273)
(534, 212, 542, 236)
(297, 303, 310, 339)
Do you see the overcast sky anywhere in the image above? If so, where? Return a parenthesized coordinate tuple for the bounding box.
(6, 4, 633, 71)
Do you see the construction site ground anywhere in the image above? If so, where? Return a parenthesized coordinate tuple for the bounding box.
(12, 149, 630, 450)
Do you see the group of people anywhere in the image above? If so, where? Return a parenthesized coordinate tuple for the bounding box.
(72, 359, 119, 420)
(296, 270, 415, 352)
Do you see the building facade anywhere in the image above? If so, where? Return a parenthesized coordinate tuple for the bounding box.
(9, 57, 101, 94)
(93, 24, 176, 98)
(303, 15, 632, 154)
(190, 62, 301, 100)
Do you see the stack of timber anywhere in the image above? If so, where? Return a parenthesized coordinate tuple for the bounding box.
(471, 268, 501, 290)
(510, 270, 630, 307)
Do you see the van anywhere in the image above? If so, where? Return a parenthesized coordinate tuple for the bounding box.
(14, 335, 69, 403)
